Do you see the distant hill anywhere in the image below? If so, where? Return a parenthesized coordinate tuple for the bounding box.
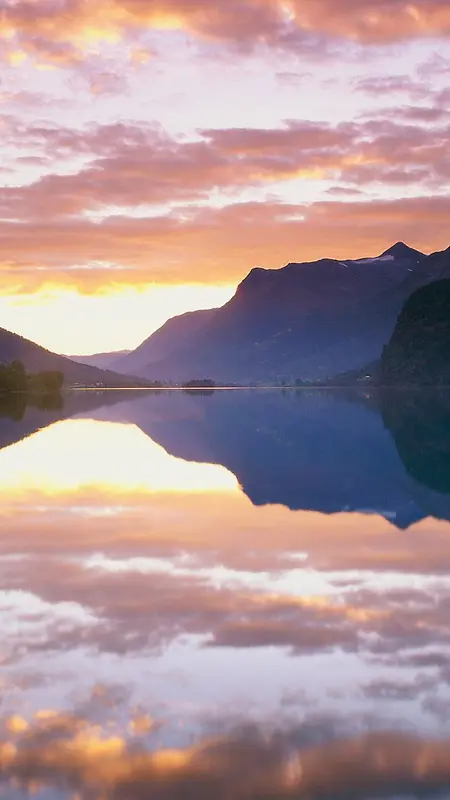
(69, 350, 132, 369)
(0, 326, 147, 388)
(114, 242, 448, 384)
(380, 279, 450, 385)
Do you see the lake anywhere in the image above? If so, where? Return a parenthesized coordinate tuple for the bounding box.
(2, 388, 450, 799)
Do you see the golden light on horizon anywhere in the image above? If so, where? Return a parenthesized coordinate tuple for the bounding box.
(0, 283, 236, 355)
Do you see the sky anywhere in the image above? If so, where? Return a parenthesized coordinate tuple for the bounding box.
(0, 0, 450, 354)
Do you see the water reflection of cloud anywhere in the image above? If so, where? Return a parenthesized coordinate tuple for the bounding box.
(4, 718, 450, 800)
(2, 416, 450, 773)
(3, 552, 450, 738)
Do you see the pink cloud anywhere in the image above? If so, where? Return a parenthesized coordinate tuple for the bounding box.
(0, 112, 449, 292)
(3, 115, 449, 222)
(1, 0, 450, 71)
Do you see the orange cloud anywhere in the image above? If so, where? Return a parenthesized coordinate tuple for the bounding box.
(290, 0, 450, 42)
(0, 113, 449, 292)
(0, 195, 449, 292)
(1, 0, 450, 69)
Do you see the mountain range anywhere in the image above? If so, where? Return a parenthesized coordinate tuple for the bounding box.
(69, 350, 132, 369)
(380, 279, 450, 385)
(97, 241, 450, 384)
(1, 240, 449, 387)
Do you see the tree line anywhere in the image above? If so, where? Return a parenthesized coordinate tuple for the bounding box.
(0, 360, 64, 394)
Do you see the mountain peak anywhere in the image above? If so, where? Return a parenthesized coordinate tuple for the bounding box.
(235, 266, 269, 295)
(381, 242, 425, 259)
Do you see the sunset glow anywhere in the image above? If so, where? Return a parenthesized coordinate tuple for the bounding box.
(0, 283, 235, 353)
(0, 0, 449, 352)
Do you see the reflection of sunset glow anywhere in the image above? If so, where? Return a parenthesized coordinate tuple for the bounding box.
(5, 714, 450, 800)
(2, 401, 450, 771)
(0, 419, 239, 495)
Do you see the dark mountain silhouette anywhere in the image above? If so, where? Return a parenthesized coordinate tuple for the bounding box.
(380, 279, 450, 385)
(84, 388, 450, 528)
(112, 309, 216, 376)
(381, 241, 424, 260)
(69, 350, 132, 369)
(0, 326, 147, 387)
(112, 242, 445, 384)
(398, 245, 450, 293)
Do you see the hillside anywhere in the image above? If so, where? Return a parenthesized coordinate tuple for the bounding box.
(380, 279, 450, 385)
(0, 326, 148, 388)
(114, 242, 438, 384)
(69, 350, 131, 369)
(112, 309, 216, 375)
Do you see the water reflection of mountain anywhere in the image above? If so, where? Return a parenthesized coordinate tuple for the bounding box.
(3, 388, 450, 528)
(379, 389, 450, 523)
(88, 389, 450, 528)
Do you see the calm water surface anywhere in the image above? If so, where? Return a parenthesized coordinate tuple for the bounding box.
(2, 388, 450, 798)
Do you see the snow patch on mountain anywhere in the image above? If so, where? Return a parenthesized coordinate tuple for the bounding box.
(355, 255, 395, 265)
